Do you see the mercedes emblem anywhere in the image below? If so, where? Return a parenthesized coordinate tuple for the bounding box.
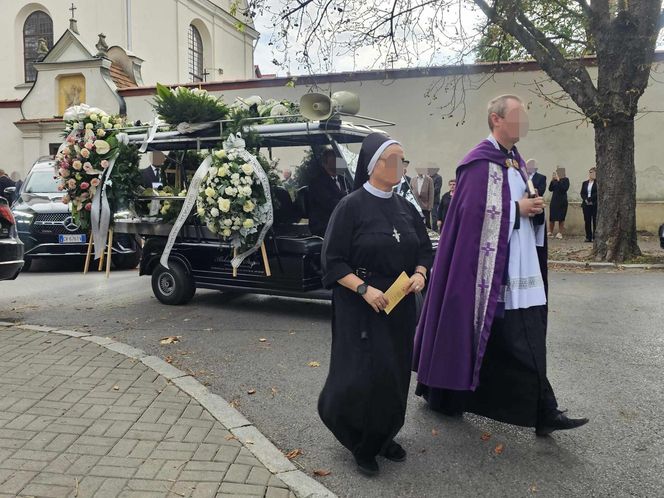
(63, 216, 80, 232)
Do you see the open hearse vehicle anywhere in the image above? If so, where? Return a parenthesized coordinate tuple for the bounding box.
(114, 113, 439, 306)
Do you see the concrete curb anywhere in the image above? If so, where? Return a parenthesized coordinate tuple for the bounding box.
(549, 260, 664, 270)
(0, 322, 337, 498)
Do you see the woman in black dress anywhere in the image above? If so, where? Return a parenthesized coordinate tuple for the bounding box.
(318, 133, 433, 476)
(548, 168, 570, 239)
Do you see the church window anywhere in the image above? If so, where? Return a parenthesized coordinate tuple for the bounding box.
(23, 11, 54, 83)
(188, 25, 204, 82)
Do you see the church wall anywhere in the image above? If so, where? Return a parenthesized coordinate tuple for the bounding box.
(122, 61, 664, 233)
(0, 1, 257, 100)
(0, 107, 26, 176)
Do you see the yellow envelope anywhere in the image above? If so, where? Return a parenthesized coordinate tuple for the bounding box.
(383, 272, 411, 315)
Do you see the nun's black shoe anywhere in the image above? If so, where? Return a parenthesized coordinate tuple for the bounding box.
(380, 441, 407, 462)
(354, 455, 379, 476)
(536, 412, 589, 436)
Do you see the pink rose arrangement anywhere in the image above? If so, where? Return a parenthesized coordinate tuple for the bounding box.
(56, 105, 129, 229)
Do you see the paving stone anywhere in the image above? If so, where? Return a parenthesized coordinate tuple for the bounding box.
(0, 328, 328, 498)
(217, 482, 267, 495)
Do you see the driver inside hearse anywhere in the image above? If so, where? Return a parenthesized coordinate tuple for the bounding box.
(307, 148, 351, 237)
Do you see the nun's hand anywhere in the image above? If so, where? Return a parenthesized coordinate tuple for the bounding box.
(405, 273, 426, 295)
(363, 286, 389, 313)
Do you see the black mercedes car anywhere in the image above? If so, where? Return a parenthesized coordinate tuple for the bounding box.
(0, 195, 23, 280)
(11, 159, 142, 271)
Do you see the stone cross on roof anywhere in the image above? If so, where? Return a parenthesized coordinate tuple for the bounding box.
(69, 3, 79, 34)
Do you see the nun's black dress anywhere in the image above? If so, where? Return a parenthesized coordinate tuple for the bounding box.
(318, 187, 433, 459)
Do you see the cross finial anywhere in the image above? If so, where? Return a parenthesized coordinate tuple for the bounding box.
(68, 3, 80, 34)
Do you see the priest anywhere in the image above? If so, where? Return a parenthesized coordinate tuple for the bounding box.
(413, 95, 588, 436)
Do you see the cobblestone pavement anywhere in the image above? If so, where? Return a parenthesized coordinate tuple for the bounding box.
(0, 326, 299, 498)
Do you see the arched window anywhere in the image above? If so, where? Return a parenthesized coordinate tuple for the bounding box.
(23, 11, 54, 83)
(188, 25, 204, 82)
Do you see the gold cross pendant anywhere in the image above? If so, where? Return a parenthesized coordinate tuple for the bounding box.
(506, 158, 519, 169)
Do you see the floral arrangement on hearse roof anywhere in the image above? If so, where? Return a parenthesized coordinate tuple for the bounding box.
(196, 143, 272, 252)
(56, 105, 131, 229)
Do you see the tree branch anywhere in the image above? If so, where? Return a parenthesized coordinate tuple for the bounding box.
(474, 0, 598, 116)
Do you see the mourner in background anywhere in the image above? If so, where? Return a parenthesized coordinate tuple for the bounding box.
(436, 179, 456, 232)
(548, 167, 569, 239)
(10, 172, 23, 198)
(141, 151, 166, 189)
(414, 94, 588, 437)
(526, 159, 548, 291)
(308, 148, 351, 237)
(410, 169, 434, 228)
(395, 160, 411, 196)
(430, 167, 443, 227)
(581, 167, 598, 243)
(0, 169, 16, 204)
(319, 133, 433, 476)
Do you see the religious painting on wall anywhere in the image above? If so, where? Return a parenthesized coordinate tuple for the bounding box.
(58, 74, 86, 116)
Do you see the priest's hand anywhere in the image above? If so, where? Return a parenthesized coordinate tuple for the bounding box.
(518, 194, 546, 217)
(405, 273, 426, 295)
(364, 286, 389, 313)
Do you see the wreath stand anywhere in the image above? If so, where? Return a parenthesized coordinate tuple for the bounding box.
(83, 229, 114, 278)
(232, 242, 271, 278)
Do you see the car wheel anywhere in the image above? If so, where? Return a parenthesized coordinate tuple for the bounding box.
(151, 262, 196, 305)
(21, 257, 32, 273)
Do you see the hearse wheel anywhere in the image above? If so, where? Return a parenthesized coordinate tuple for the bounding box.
(151, 262, 196, 305)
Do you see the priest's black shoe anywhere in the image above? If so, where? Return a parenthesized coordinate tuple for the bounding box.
(536, 412, 589, 436)
(380, 441, 407, 462)
(354, 455, 379, 476)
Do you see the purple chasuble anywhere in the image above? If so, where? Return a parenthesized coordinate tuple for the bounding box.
(413, 139, 527, 391)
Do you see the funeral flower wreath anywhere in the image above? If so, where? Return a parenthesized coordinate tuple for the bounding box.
(196, 145, 272, 250)
(56, 105, 129, 229)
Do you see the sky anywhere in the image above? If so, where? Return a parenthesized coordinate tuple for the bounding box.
(251, 2, 484, 76)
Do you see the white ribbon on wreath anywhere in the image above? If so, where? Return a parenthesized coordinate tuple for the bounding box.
(90, 133, 129, 260)
(159, 154, 213, 270)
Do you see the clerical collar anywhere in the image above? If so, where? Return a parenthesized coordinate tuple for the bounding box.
(363, 181, 393, 198)
(487, 134, 514, 156)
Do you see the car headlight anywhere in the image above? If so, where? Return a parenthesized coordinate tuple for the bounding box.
(13, 211, 33, 225)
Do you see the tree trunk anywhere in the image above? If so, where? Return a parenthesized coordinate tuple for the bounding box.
(593, 120, 641, 262)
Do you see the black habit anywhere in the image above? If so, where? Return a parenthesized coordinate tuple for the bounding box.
(319, 188, 433, 459)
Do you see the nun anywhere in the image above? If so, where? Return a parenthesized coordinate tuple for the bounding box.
(318, 133, 433, 476)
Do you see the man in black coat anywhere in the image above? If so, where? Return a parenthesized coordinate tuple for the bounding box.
(141, 151, 166, 189)
(526, 159, 548, 293)
(580, 167, 598, 242)
(527, 160, 547, 227)
(0, 169, 16, 204)
(430, 167, 443, 226)
(436, 179, 456, 232)
(307, 149, 351, 237)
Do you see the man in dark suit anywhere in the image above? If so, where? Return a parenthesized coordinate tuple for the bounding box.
(429, 167, 443, 227)
(0, 169, 16, 204)
(436, 179, 456, 232)
(141, 151, 166, 189)
(307, 148, 350, 237)
(394, 160, 411, 196)
(526, 159, 547, 227)
(526, 159, 548, 293)
(580, 167, 598, 242)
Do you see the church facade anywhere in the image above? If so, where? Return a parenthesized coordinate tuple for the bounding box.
(0, 0, 257, 176)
